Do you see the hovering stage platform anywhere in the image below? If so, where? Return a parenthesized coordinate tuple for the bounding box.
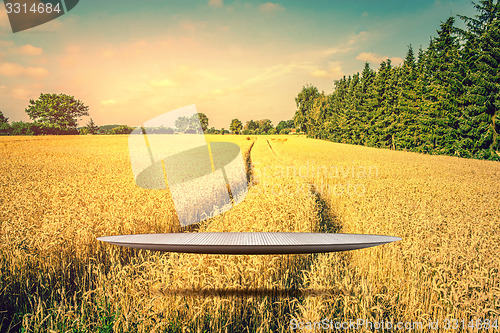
(97, 232, 402, 255)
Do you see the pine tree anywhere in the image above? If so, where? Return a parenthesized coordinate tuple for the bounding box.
(420, 17, 464, 155)
(85, 118, 99, 135)
(458, 0, 500, 159)
(358, 63, 376, 146)
(344, 73, 364, 144)
(326, 77, 349, 142)
(395, 46, 420, 150)
(368, 60, 398, 148)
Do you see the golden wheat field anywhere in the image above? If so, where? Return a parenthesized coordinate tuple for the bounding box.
(0, 134, 499, 332)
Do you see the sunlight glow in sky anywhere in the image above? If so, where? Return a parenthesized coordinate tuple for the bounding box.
(0, 0, 475, 128)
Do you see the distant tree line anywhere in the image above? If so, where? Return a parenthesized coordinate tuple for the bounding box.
(0, 93, 297, 137)
(213, 118, 294, 135)
(0, 91, 298, 137)
(294, 0, 500, 161)
(0, 95, 214, 136)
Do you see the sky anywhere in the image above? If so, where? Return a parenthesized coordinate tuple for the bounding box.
(0, 0, 477, 128)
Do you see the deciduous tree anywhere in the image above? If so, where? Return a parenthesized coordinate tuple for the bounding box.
(25, 93, 89, 133)
(198, 113, 209, 132)
(230, 118, 243, 134)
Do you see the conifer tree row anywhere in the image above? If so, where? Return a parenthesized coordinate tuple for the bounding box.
(294, 0, 500, 161)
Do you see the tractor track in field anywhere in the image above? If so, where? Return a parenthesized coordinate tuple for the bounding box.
(244, 140, 256, 185)
(266, 139, 277, 155)
(264, 138, 342, 234)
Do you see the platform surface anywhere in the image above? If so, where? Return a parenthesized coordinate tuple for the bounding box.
(98, 232, 401, 254)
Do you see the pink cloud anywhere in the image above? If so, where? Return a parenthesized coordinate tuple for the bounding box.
(0, 62, 49, 78)
(17, 45, 44, 55)
(356, 52, 403, 66)
(0, 9, 9, 29)
(101, 99, 117, 106)
(259, 3, 285, 13)
(208, 0, 223, 8)
(10, 84, 43, 100)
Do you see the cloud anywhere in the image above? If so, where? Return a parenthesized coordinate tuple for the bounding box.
(309, 62, 343, 79)
(123, 39, 150, 56)
(208, 0, 223, 8)
(243, 62, 300, 85)
(11, 87, 31, 100)
(66, 45, 81, 53)
(317, 32, 366, 57)
(9, 84, 43, 100)
(17, 45, 43, 55)
(356, 52, 384, 64)
(0, 8, 9, 29)
(322, 46, 353, 56)
(179, 19, 207, 36)
(197, 62, 303, 100)
(101, 99, 117, 106)
(0, 40, 14, 49)
(101, 50, 115, 59)
(348, 31, 368, 45)
(25, 67, 50, 77)
(210, 88, 223, 95)
(259, 3, 285, 14)
(309, 70, 332, 78)
(149, 79, 177, 88)
(356, 52, 403, 66)
(167, 65, 226, 85)
(0, 62, 49, 78)
(390, 57, 403, 66)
